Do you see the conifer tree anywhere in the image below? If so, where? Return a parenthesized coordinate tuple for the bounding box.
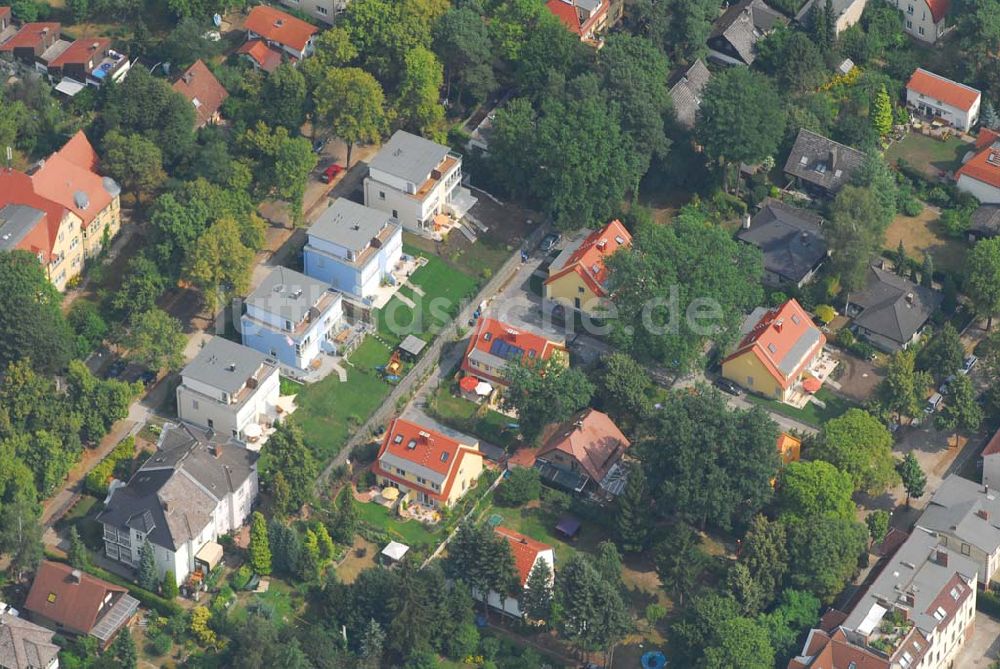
(248, 511, 272, 575)
(872, 85, 894, 137)
(522, 559, 554, 623)
(615, 463, 651, 553)
(138, 540, 157, 590)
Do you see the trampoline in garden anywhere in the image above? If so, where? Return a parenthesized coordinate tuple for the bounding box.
(641, 651, 667, 668)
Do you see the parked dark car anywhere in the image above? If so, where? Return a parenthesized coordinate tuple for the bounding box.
(713, 377, 742, 396)
(138, 370, 158, 387)
(539, 232, 560, 253)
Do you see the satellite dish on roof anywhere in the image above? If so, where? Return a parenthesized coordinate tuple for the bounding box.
(73, 191, 90, 210)
(213, 13, 222, 26)
(102, 177, 121, 197)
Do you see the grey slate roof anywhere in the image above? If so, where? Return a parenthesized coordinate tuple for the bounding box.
(0, 613, 59, 669)
(669, 59, 711, 129)
(309, 198, 399, 252)
(369, 130, 451, 185)
(181, 336, 273, 396)
(97, 422, 257, 551)
(795, 0, 863, 24)
(784, 128, 867, 194)
(0, 204, 45, 251)
(246, 266, 335, 324)
(843, 526, 978, 639)
(850, 266, 942, 348)
(737, 198, 827, 283)
(709, 0, 783, 64)
(970, 205, 1000, 238)
(919, 474, 1000, 556)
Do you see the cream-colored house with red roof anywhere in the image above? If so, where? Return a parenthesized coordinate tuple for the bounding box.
(885, 0, 950, 43)
(373, 418, 484, 508)
(31, 130, 122, 259)
(461, 317, 567, 390)
(480, 527, 554, 618)
(243, 5, 317, 61)
(957, 132, 1000, 204)
(722, 299, 826, 403)
(905, 68, 980, 132)
(543, 220, 632, 319)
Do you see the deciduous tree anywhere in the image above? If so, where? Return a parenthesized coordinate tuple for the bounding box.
(918, 323, 964, 382)
(966, 237, 1000, 330)
(433, 7, 496, 104)
(260, 423, 318, 512)
(827, 186, 886, 293)
(184, 217, 255, 312)
(395, 46, 446, 140)
(502, 356, 594, 443)
(937, 373, 983, 434)
(775, 460, 856, 522)
(866, 509, 890, 546)
(0, 251, 74, 374)
(314, 68, 386, 168)
(123, 308, 185, 372)
(703, 616, 775, 669)
(880, 348, 932, 420)
(812, 408, 899, 495)
(598, 352, 652, 424)
(787, 517, 867, 603)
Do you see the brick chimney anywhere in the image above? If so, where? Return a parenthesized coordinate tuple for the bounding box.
(936, 549, 949, 567)
(977, 509, 989, 521)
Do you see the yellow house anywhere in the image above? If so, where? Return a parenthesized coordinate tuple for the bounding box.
(544, 220, 632, 319)
(373, 417, 484, 508)
(0, 170, 85, 292)
(31, 131, 123, 259)
(721, 299, 826, 402)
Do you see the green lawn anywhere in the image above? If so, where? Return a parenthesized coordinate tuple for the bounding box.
(376, 249, 478, 346)
(885, 133, 969, 179)
(403, 232, 510, 280)
(743, 387, 855, 428)
(348, 336, 395, 371)
(428, 384, 518, 449)
(490, 501, 607, 566)
(290, 353, 392, 463)
(353, 499, 440, 547)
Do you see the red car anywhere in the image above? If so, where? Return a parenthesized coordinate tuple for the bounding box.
(321, 164, 344, 183)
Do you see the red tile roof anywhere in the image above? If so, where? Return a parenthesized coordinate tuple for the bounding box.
(495, 526, 552, 587)
(537, 408, 629, 483)
(545, 220, 632, 298)
(172, 59, 229, 128)
(31, 131, 112, 229)
(24, 561, 127, 636)
(237, 39, 284, 73)
(373, 418, 483, 502)
(48, 37, 110, 69)
(0, 7, 10, 20)
(976, 127, 1000, 151)
(724, 299, 825, 390)
(957, 143, 1000, 189)
(907, 68, 980, 112)
(787, 628, 892, 669)
(983, 427, 1000, 457)
(461, 317, 566, 386)
(927, 0, 950, 23)
(0, 22, 60, 52)
(0, 169, 67, 263)
(545, 0, 608, 38)
(244, 5, 317, 52)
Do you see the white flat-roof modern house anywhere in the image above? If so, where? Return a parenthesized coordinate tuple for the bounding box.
(363, 131, 477, 236)
(176, 337, 280, 443)
(304, 198, 403, 301)
(241, 266, 344, 371)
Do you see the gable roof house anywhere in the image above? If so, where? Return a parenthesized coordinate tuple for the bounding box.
(535, 408, 630, 498)
(543, 219, 632, 319)
(794, 0, 867, 35)
(545, 0, 615, 44)
(917, 473, 1000, 587)
(241, 266, 344, 371)
(460, 317, 567, 390)
(373, 418, 484, 508)
(172, 59, 229, 128)
(722, 299, 827, 402)
(304, 198, 404, 300)
(31, 130, 123, 259)
(0, 22, 60, 66)
(97, 422, 258, 586)
(477, 527, 555, 618)
(789, 526, 977, 669)
(885, 0, 950, 44)
(737, 198, 827, 288)
(707, 0, 785, 66)
(906, 68, 981, 132)
(363, 130, 476, 236)
(956, 133, 1000, 204)
(242, 5, 317, 66)
(24, 561, 138, 648)
(846, 265, 942, 352)
(175, 336, 281, 444)
(668, 59, 711, 130)
(0, 611, 60, 669)
(784, 129, 867, 196)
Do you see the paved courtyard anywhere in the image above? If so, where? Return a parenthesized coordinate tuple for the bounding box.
(954, 612, 1000, 669)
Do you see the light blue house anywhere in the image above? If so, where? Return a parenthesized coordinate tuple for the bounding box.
(304, 198, 403, 301)
(241, 266, 344, 370)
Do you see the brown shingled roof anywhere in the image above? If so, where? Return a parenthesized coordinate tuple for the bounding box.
(24, 561, 127, 636)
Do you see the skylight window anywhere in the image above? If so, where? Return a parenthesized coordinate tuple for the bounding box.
(790, 314, 801, 325)
(440, 452, 449, 463)
(950, 586, 961, 600)
(407, 440, 417, 450)
(767, 343, 778, 354)
(47, 593, 57, 603)
(933, 606, 946, 621)
(483, 332, 492, 341)
(393, 434, 403, 444)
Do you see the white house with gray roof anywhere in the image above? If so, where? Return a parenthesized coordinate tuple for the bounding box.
(918, 474, 1000, 587)
(363, 130, 476, 235)
(176, 337, 280, 443)
(241, 266, 344, 370)
(304, 198, 403, 300)
(97, 422, 258, 586)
